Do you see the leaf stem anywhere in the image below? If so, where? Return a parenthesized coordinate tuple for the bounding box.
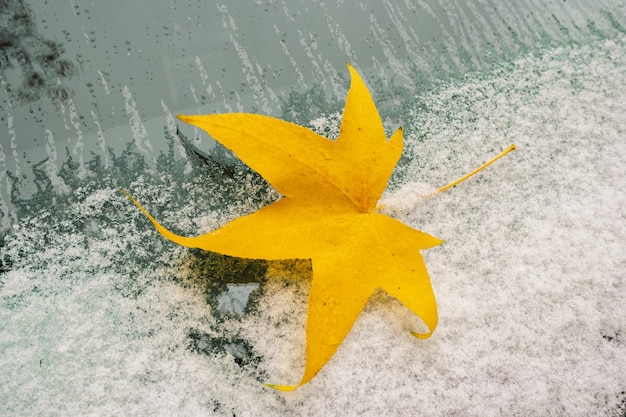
(437, 144, 517, 193)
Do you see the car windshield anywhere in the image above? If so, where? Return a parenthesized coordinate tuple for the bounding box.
(1, 1, 625, 416)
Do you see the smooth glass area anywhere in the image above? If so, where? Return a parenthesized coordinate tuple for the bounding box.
(1, 1, 625, 416)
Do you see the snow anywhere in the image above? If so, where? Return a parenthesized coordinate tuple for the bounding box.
(1, 36, 625, 416)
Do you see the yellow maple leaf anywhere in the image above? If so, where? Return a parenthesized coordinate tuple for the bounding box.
(123, 64, 515, 390)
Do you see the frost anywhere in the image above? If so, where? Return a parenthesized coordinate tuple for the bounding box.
(379, 181, 437, 216)
(1, 35, 626, 416)
(309, 111, 342, 139)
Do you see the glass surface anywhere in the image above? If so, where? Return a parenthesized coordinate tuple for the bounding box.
(1, 1, 625, 416)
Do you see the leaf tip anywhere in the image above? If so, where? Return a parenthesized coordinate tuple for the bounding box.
(264, 383, 298, 392)
(345, 62, 360, 79)
(177, 114, 201, 126)
(411, 330, 434, 340)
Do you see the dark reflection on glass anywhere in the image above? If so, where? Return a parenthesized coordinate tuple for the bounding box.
(0, 0, 75, 104)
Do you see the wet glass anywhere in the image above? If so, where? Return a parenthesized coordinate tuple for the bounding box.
(1, 1, 625, 415)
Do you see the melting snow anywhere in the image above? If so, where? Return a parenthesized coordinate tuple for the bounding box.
(1, 36, 625, 416)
